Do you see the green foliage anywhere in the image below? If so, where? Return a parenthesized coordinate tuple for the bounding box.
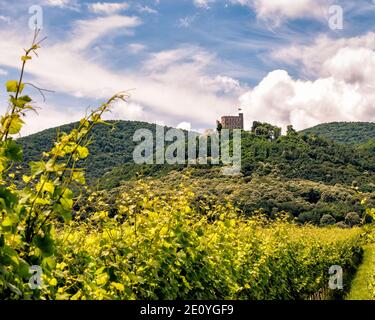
(346, 244, 375, 300)
(0, 34, 127, 299)
(251, 121, 281, 140)
(241, 130, 375, 192)
(345, 212, 362, 227)
(301, 122, 375, 145)
(17, 119, 375, 195)
(359, 137, 375, 154)
(18, 122, 190, 184)
(320, 214, 336, 226)
(50, 182, 363, 300)
(86, 169, 375, 227)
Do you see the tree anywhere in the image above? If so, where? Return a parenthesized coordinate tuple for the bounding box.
(303, 188, 321, 204)
(320, 214, 336, 226)
(252, 121, 281, 141)
(287, 125, 297, 137)
(345, 212, 361, 227)
(251, 121, 262, 133)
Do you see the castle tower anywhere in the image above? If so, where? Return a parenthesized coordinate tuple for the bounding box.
(221, 112, 244, 130)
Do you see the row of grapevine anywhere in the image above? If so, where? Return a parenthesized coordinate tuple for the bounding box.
(47, 182, 363, 300)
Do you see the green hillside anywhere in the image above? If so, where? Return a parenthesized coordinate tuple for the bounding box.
(18, 120, 375, 193)
(18, 121, 182, 183)
(88, 169, 374, 227)
(301, 122, 375, 145)
(359, 137, 375, 153)
(16, 120, 375, 227)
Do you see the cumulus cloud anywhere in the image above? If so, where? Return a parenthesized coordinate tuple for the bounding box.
(176, 122, 192, 131)
(240, 70, 374, 131)
(322, 47, 375, 85)
(272, 32, 375, 76)
(104, 101, 147, 121)
(240, 33, 375, 131)
(199, 75, 243, 94)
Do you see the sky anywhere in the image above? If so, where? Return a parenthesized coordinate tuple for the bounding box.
(1, 0, 375, 135)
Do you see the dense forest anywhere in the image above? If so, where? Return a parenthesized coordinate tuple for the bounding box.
(301, 122, 375, 145)
(19, 120, 375, 189)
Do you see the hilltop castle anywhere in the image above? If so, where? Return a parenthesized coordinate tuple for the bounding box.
(220, 112, 244, 130)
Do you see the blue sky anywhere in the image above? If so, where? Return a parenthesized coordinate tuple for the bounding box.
(1, 0, 375, 135)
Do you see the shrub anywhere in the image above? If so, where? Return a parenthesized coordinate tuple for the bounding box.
(345, 212, 362, 227)
(320, 214, 336, 226)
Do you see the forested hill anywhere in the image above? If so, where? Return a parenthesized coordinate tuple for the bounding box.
(18, 121, 163, 182)
(18, 120, 375, 193)
(300, 122, 375, 144)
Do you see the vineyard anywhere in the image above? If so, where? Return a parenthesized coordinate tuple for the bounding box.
(51, 183, 364, 300)
(1, 34, 375, 301)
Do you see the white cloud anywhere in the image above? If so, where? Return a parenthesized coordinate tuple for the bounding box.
(240, 32, 375, 131)
(0, 15, 237, 134)
(0, 68, 7, 76)
(128, 43, 146, 54)
(137, 5, 158, 14)
(88, 2, 129, 14)
(272, 32, 375, 77)
(144, 46, 213, 72)
(246, 0, 332, 23)
(2, 10, 375, 135)
(43, 0, 80, 10)
(233, 32, 375, 131)
(0, 15, 10, 23)
(322, 47, 375, 85)
(178, 15, 197, 28)
(176, 122, 192, 131)
(193, 0, 215, 9)
(44, 0, 70, 7)
(196, 0, 334, 25)
(199, 75, 242, 94)
(105, 101, 147, 121)
(69, 15, 141, 50)
(21, 103, 82, 136)
(239, 70, 375, 131)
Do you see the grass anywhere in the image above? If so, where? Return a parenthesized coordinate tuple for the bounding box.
(346, 244, 375, 300)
